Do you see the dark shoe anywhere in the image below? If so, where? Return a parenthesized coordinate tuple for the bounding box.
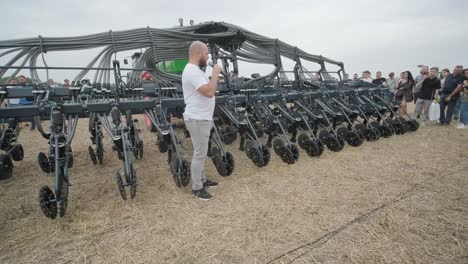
(192, 188, 212, 200)
(203, 179, 218, 188)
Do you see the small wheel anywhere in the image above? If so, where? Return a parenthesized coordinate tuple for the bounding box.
(97, 141, 104, 164)
(406, 120, 419, 132)
(133, 140, 144, 160)
(170, 157, 181, 187)
(345, 131, 364, 147)
(297, 133, 310, 150)
(278, 145, 295, 164)
(369, 122, 381, 138)
(325, 136, 343, 152)
(249, 147, 264, 168)
(211, 146, 227, 176)
(336, 127, 349, 140)
(0, 152, 14, 180)
(315, 140, 325, 156)
(115, 171, 127, 200)
(58, 180, 69, 218)
(272, 137, 285, 156)
(38, 185, 58, 219)
(337, 134, 345, 147)
(10, 143, 24, 161)
(157, 134, 168, 153)
(305, 140, 324, 157)
(224, 152, 235, 176)
(363, 127, 379, 142)
(88, 146, 97, 165)
(379, 125, 394, 138)
(392, 122, 406, 135)
(289, 143, 300, 161)
(67, 146, 74, 169)
(244, 139, 256, 160)
(171, 157, 190, 188)
(130, 169, 137, 199)
(260, 144, 271, 167)
(37, 152, 52, 174)
(354, 124, 366, 139)
(318, 130, 331, 143)
(180, 160, 190, 187)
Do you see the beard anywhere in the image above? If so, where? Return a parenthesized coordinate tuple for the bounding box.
(199, 57, 207, 67)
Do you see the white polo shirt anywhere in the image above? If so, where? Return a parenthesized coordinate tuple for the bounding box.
(182, 63, 215, 120)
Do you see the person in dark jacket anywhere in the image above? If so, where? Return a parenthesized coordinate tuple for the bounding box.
(439, 65, 464, 125)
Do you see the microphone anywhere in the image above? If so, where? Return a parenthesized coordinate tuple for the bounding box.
(208, 62, 227, 77)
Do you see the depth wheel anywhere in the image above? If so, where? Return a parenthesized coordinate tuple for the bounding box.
(58, 180, 69, 218)
(251, 146, 265, 168)
(325, 136, 343, 152)
(180, 160, 190, 187)
(305, 139, 324, 157)
(345, 131, 364, 147)
(67, 146, 74, 169)
(260, 144, 271, 167)
(278, 145, 295, 164)
(354, 124, 366, 140)
(272, 137, 285, 156)
(37, 152, 52, 173)
(130, 168, 137, 199)
(157, 134, 168, 153)
(244, 139, 255, 160)
(97, 139, 104, 164)
(88, 146, 97, 165)
(392, 122, 406, 135)
(115, 171, 127, 200)
(0, 151, 13, 180)
(289, 143, 300, 162)
(10, 143, 24, 161)
(39, 185, 57, 219)
(211, 146, 227, 176)
(171, 158, 191, 188)
(406, 120, 419, 132)
(297, 133, 310, 150)
(224, 152, 235, 176)
(363, 127, 378, 142)
(133, 140, 144, 160)
(379, 124, 394, 138)
(318, 130, 331, 143)
(336, 127, 349, 140)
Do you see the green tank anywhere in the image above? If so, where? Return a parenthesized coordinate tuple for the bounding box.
(157, 59, 188, 74)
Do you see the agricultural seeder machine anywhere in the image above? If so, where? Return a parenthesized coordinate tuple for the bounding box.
(0, 22, 418, 219)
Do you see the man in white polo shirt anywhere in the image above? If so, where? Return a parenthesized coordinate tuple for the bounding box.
(182, 41, 222, 200)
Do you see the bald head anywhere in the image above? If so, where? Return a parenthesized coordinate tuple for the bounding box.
(189, 41, 209, 67)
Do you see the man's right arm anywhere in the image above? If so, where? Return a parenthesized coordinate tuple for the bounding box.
(197, 64, 222, 98)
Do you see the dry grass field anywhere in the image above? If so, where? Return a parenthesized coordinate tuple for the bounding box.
(1, 114, 467, 264)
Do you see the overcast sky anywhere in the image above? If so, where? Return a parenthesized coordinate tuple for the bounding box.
(1, 0, 467, 82)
